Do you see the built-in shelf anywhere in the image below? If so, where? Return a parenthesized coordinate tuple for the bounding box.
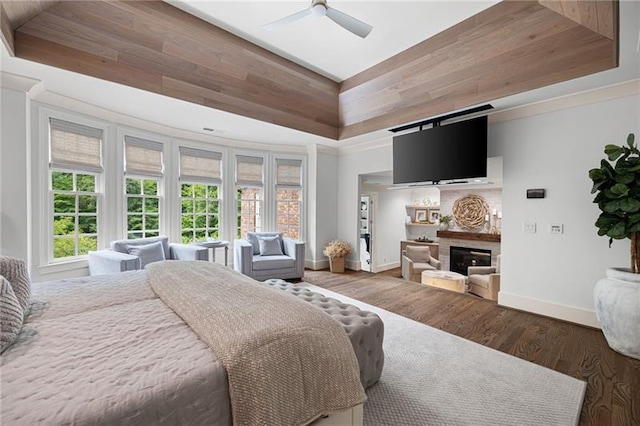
(437, 230, 501, 243)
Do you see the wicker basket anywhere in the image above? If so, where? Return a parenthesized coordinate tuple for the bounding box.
(329, 257, 346, 273)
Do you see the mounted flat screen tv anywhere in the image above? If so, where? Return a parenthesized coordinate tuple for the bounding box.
(393, 116, 488, 185)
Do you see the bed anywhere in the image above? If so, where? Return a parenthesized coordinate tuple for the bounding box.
(0, 260, 380, 426)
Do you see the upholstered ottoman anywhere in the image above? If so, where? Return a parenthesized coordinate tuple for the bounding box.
(262, 279, 384, 388)
(421, 270, 467, 293)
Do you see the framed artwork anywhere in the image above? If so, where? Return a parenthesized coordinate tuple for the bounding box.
(430, 210, 440, 222)
(414, 209, 428, 222)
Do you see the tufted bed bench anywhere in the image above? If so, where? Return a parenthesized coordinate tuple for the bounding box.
(262, 279, 384, 388)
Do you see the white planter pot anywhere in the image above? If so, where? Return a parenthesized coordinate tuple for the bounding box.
(594, 268, 640, 359)
(439, 223, 449, 231)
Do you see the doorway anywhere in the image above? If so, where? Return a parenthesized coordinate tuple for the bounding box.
(360, 194, 373, 271)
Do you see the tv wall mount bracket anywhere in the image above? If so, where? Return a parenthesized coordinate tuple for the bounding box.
(389, 104, 494, 133)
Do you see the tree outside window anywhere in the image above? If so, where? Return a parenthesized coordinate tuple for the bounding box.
(126, 178, 160, 239)
(181, 183, 220, 243)
(52, 171, 98, 258)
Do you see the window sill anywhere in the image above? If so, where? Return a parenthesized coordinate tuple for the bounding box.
(38, 258, 89, 276)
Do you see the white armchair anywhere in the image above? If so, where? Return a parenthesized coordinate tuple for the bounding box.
(401, 245, 441, 282)
(234, 232, 305, 280)
(468, 255, 501, 300)
(88, 236, 208, 276)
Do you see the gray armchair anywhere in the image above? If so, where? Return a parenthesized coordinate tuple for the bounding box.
(234, 232, 305, 280)
(88, 236, 208, 276)
(401, 245, 441, 282)
(468, 255, 501, 300)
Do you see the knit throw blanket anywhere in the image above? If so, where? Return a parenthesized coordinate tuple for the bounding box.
(146, 261, 366, 426)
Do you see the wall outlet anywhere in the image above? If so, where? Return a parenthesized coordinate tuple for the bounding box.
(549, 224, 563, 234)
(522, 222, 536, 233)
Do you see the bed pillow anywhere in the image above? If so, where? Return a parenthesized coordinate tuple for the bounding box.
(0, 275, 23, 353)
(127, 241, 166, 268)
(0, 256, 31, 313)
(259, 236, 284, 256)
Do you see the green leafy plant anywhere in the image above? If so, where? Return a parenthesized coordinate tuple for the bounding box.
(440, 214, 453, 225)
(589, 133, 640, 273)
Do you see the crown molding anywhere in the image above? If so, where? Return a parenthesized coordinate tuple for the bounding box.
(490, 79, 640, 124)
(0, 71, 42, 93)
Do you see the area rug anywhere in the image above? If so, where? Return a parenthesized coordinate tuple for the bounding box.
(302, 283, 586, 426)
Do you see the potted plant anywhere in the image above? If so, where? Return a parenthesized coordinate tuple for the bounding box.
(439, 214, 453, 230)
(323, 240, 351, 273)
(589, 133, 640, 359)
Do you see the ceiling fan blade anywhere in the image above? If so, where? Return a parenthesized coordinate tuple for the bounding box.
(262, 8, 313, 31)
(325, 6, 373, 38)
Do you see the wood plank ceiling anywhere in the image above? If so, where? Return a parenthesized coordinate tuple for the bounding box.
(6, 0, 618, 141)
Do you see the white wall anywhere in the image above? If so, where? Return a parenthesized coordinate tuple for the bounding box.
(371, 189, 409, 271)
(335, 89, 640, 327)
(337, 143, 394, 268)
(0, 88, 31, 264)
(311, 152, 339, 269)
(493, 92, 640, 327)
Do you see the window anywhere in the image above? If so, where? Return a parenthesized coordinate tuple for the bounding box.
(49, 118, 103, 260)
(275, 159, 303, 240)
(179, 147, 222, 243)
(235, 155, 264, 238)
(124, 136, 164, 239)
(125, 178, 160, 239)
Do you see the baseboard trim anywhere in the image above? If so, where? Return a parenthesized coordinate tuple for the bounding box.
(374, 261, 400, 273)
(305, 259, 329, 270)
(498, 291, 600, 328)
(346, 259, 361, 271)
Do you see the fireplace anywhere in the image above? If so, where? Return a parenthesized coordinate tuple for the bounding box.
(450, 246, 491, 275)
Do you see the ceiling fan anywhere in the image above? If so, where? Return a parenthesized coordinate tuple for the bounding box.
(262, 0, 373, 39)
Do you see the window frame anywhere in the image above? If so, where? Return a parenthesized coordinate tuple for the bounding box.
(120, 129, 168, 240)
(234, 152, 267, 239)
(50, 169, 101, 261)
(124, 175, 162, 239)
(180, 182, 222, 243)
(40, 109, 109, 267)
(272, 155, 306, 241)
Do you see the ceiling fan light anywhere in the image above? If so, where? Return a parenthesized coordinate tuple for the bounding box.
(311, 3, 327, 17)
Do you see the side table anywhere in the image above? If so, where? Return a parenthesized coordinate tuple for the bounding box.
(421, 270, 467, 293)
(193, 240, 229, 266)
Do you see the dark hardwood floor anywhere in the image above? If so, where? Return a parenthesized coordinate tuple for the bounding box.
(303, 268, 640, 426)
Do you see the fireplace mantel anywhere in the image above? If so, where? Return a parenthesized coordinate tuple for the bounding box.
(437, 230, 501, 243)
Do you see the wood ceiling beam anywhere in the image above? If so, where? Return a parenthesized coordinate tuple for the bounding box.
(337, 0, 618, 139)
(538, 0, 617, 39)
(14, 0, 340, 139)
(0, 0, 60, 55)
(11, 0, 618, 141)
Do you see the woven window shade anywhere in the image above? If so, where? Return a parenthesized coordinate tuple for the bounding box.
(276, 159, 302, 187)
(49, 118, 103, 172)
(236, 155, 264, 187)
(179, 147, 222, 185)
(124, 136, 164, 177)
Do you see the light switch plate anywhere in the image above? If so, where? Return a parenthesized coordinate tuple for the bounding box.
(522, 222, 536, 233)
(550, 224, 563, 234)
